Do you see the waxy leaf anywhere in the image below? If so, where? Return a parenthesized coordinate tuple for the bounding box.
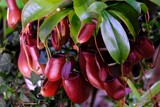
(125, 0, 148, 14)
(88, 1, 108, 14)
(40, 9, 71, 43)
(87, 2, 108, 36)
(74, 0, 92, 23)
(22, 0, 63, 27)
(69, 10, 81, 44)
(108, 2, 139, 39)
(110, 10, 136, 37)
(101, 11, 130, 64)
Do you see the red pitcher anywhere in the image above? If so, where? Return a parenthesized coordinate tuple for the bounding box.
(40, 79, 62, 97)
(81, 49, 104, 90)
(44, 54, 66, 81)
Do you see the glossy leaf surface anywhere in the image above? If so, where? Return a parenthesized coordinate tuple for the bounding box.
(73, 0, 92, 23)
(88, 1, 108, 14)
(22, 0, 63, 27)
(108, 2, 139, 38)
(69, 11, 81, 44)
(39, 9, 71, 43)
(101, 11, 130, 64)
(125, 0, 148, 14)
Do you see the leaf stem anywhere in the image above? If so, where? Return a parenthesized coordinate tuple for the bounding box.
(44, 40, 51, 59)
(21, 28, 37, 72)
(37, 19, 44, 49)
(139, 62, 155, 104)
(136, 81, 160, 106)
(145, 12, 150, 37)
(147, 45, 160, 69)
(94, 35, 112, 75)
(90, 88, 97, 107)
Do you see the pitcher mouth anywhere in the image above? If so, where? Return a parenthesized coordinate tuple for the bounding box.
(52, 54, 65, 58)
(81, 48, 97, 54)
(105, 75, 116, 82)
(66, 72, 80, 80)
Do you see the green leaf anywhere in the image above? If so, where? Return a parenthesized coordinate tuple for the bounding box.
(109, 10, 136, 38)
(125, 0, 148, 14)
(39, 8, 71, 43)
(28, 92, 37, 100)
(0, 0, 7, 7)
(20, 93, 30, 102)
(88, 1, 108, 14)
(30, 72, 40, 85)
(0, 53, 13, 72)
(21, 0, 63, 27)
(85, 0, 95, 7)
(101, 10, 130, 64)
(88, 2, 107, 36)
(74, 0, 92, 23)
(108, 2, 139, 39)
(16, 0, 24, 9)
(136, 81, 160, 106)
(124, 77, 141, 100)
(150, 0, 160, 6)
(21, 0, 28, 5)
(69, 10, 82, 44)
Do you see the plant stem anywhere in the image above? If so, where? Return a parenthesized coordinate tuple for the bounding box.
(37, 19, 44, 49)
(90, 88, 97, 107)
(148, 45, 160, 69)
(145, 12, 150, 37)
(136, 81, 160, 106)
(139, 62, 155, 104)
(94, 35, 112, 75)
(21, 29, 37, 72)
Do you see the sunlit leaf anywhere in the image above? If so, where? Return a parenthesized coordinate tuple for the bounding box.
(21, 0, 28, 5)
(74, 0, 92, 23)
(40, 8, 71, 43)
(88, 2, 107, 36)
(88, 1, 108, 14)
(0, 0, 7, 7)
(85, 0, 95, 7)
(101, 10, 130, 64)
(16, 0, 24, 9)
(69, 10, 81, 44)
(22, 0, 63, 27)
